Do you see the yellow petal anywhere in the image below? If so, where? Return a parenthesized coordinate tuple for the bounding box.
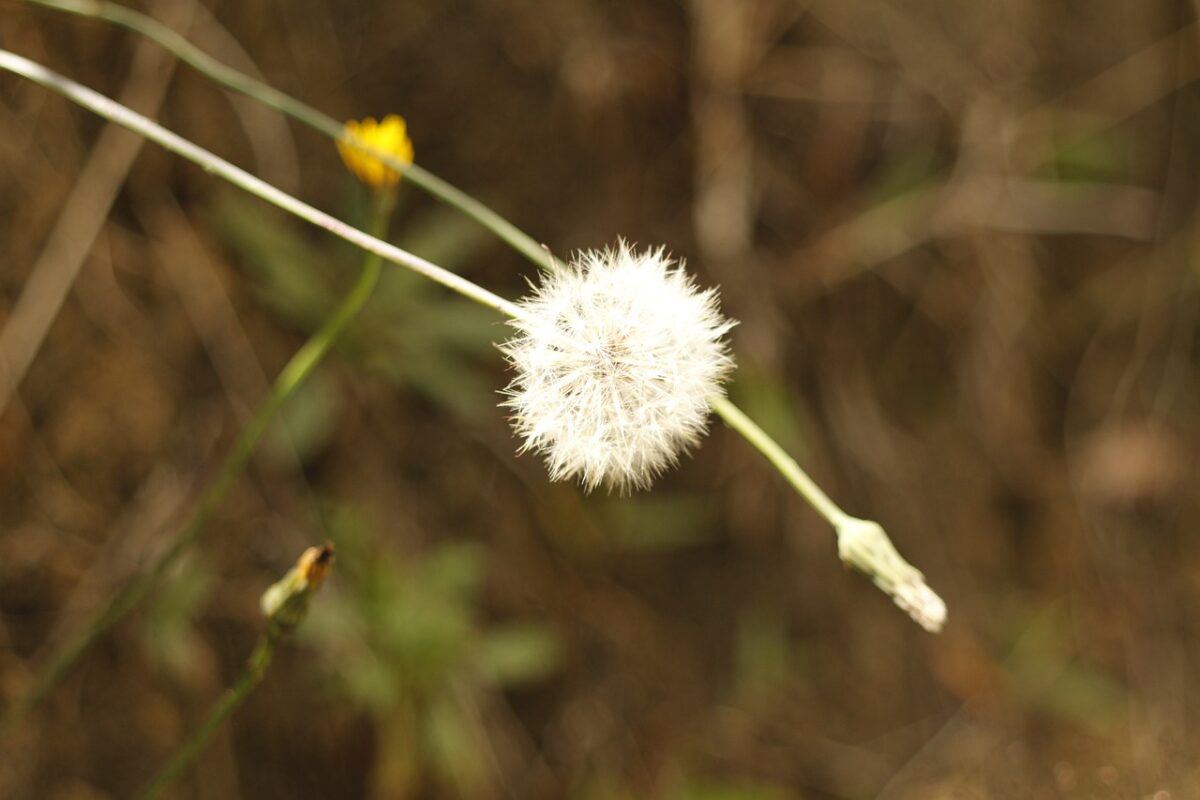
(336, 114, 414, 190)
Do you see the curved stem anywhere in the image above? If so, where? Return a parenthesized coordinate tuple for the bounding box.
(708, 395, 851, 529)
(7, 5, 887, 540)
(24, 0, 554, 271)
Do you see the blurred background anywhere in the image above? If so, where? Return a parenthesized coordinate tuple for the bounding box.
(2, 0, 1199, 797)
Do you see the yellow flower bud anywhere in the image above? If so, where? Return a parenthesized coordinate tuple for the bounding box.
(336, 114, 414, 190)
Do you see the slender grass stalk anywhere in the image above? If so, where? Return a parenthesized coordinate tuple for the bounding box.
(707, 395, 851, 529)
(138, 631, 276, 800)
(4, 40, 943, 615)
(9, 4, 921, 573)
(13, 3, 919, 548)
(24, 0, 555, 271)
(8, 7, 919, 543)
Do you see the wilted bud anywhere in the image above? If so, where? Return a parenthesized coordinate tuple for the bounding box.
(260, 543, 335, 632)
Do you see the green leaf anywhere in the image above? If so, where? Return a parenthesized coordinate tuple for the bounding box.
(207, 189, 331, 327)
(425, 694, 489, 794)
(343, 651, 402, 710)
(480, 622, 563, 686)
(424, 541, 486, 598)
(865, 149, 939, 204)
(1049, 129, 1128, 182)
(1002, 602, 1126, 734)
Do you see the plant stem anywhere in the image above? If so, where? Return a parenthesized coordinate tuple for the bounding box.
(0, 183, 391, 739)
(707, 395, 851, 529)
(139, 542, 332, 799)
(137, 629, 278, 800)
(24, 0, 555, 271)
(0, 49, 520, 319)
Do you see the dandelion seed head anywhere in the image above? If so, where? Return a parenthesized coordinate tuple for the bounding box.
(501, 242, 736, 492)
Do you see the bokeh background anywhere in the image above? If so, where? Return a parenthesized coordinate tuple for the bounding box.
(2, 0, 1199, 797)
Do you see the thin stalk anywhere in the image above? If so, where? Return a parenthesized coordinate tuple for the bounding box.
(138, 630, 278, 800)
(707, 395, 850, 529)
(0, 50, 520, 318)
(0, 165, 391, 738)
(24, 0, 554, 271)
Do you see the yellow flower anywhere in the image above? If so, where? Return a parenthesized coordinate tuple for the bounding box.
(337, 115, 414, 190)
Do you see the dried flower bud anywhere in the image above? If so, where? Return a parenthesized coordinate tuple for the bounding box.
(501, 242, 736, 492)
(260, 543, 335, 631)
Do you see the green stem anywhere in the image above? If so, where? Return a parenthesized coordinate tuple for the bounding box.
(0, 185, 390, 738)
(138, 629, 279, 800)
(24, 0, 555, 271)
(0, 49, 520, 318)
(708, 395, 851, 529)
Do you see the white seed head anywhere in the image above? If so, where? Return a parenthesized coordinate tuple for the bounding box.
(501, 242, 736, 492)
